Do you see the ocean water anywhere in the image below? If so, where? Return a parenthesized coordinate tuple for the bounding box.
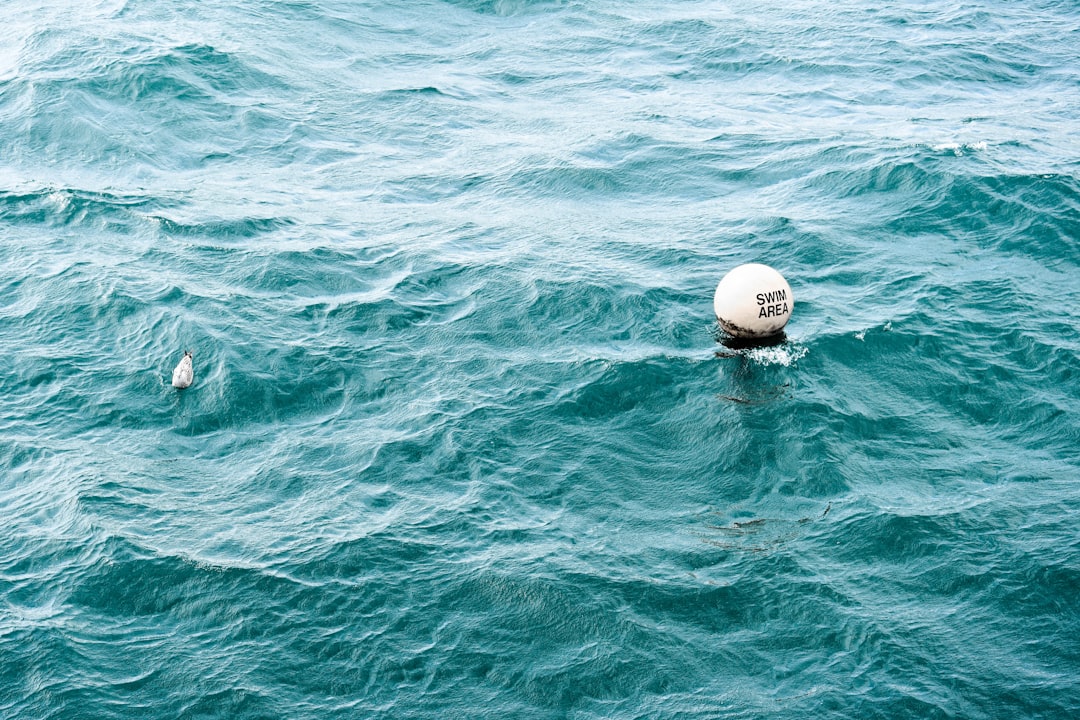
(1, 0, 1079, 717)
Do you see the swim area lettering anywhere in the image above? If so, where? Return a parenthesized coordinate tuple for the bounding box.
(756, 288, 789, 318)
(759, 302, 789, 318)
(756, 289, 788, 305)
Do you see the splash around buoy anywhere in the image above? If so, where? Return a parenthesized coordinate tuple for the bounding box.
(713, 263, 794, 341)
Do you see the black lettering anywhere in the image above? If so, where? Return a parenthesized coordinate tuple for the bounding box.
(756, 293, 766, 306)
(758, 306, 767, 318)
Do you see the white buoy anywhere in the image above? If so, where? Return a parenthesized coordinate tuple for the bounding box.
(171, 350, 193, 389)
(713, 263, 794, 339)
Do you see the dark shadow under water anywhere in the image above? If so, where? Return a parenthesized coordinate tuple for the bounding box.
(712, 329, 794, 404)
(714, 330, 788, 355)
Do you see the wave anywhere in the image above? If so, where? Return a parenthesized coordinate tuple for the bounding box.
(6, 35, 297, 172)
(0, 186, 165, 229)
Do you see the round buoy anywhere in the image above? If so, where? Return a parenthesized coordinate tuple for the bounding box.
(713, 263, 794, 339)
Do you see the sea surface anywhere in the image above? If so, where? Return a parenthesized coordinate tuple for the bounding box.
(1, 1, 1079, 718)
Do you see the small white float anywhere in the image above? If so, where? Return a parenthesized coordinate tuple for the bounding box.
(172, 350, 194, 389)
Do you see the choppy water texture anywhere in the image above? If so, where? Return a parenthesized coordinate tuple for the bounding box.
(2, 1, 1079, 718)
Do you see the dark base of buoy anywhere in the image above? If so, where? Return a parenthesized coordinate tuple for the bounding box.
(718, 331, 788, 350)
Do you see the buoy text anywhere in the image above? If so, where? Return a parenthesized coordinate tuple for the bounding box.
(756, 288, 789, 318)
(759, 302, 789, 318)
(756, 289, 787, 305)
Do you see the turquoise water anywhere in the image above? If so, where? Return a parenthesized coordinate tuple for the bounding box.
(2, 1, 1079, 717)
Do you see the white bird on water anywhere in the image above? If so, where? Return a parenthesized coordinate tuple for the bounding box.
(172, 350, 193, 389)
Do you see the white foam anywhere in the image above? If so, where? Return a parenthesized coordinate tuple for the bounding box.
(931, 141, 987, 156)
(743, 342, 807, 367)
(855, 320, 892, 342)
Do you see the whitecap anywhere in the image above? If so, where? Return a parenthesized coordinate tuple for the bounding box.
(931, 141, 987, 156)
(743, 342, 808, 367)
